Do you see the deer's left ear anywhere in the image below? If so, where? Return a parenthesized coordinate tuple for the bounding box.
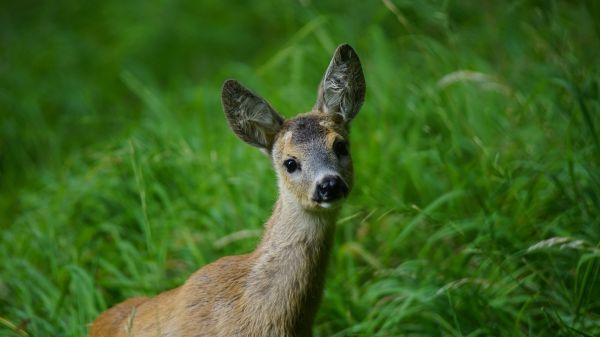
(314, 44, 366, 125)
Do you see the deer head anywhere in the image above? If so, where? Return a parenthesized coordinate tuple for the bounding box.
(222, 44, 365, 212)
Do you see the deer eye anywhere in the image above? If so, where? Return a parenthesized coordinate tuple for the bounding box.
(333, 140, 349, 157)
(283, 159, 299, 173)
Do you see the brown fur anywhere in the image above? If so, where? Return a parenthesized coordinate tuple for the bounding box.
(89, 44, 365, 337)
(89, 201, 335, 337)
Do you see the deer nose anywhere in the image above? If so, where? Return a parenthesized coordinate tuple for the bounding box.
(315, 175, 348, 202)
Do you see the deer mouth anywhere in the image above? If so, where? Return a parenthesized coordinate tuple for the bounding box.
(312, 190, 349, 210)
(316, 201, 338, 209)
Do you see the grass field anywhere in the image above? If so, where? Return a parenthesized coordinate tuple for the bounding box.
(1, 1, 600, 336)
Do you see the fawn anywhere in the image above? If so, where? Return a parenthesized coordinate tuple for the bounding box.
(89, 44, 365, 337)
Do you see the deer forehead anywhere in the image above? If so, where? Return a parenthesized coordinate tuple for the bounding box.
(278, 115, 345, 154)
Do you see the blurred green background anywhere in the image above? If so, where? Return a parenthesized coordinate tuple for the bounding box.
(1, 1, 599, 336)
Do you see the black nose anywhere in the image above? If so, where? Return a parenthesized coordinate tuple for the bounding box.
(315, 176, 348, 202)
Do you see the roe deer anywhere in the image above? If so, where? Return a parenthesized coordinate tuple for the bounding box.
(89, 43, 366, 337)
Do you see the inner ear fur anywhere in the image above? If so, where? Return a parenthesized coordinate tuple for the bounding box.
(315, 44, 366, 124)
(222, 79, 284, 151)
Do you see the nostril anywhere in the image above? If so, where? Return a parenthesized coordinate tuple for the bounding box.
(317, 176, 345, 201)
(326, 178, 338, 189)
(318, 177, 336, 191)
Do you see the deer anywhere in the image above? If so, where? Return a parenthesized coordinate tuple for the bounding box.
(89, 43, 366, 337)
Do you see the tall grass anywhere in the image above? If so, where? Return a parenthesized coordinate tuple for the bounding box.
(1, 1, 599, 336)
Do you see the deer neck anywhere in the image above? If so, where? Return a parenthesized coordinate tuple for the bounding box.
(244, 194, 338, 333)
(260, 195, 338, 250)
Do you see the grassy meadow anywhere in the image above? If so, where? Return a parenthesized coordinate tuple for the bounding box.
(1, 1, 600, 336)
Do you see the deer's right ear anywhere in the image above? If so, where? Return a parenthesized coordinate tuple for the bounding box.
(222, 80, 284, 152)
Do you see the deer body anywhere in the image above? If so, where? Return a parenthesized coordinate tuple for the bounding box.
(89, 44, 365, 337)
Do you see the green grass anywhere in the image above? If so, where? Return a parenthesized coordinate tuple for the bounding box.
(1, 1, 599, 336)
